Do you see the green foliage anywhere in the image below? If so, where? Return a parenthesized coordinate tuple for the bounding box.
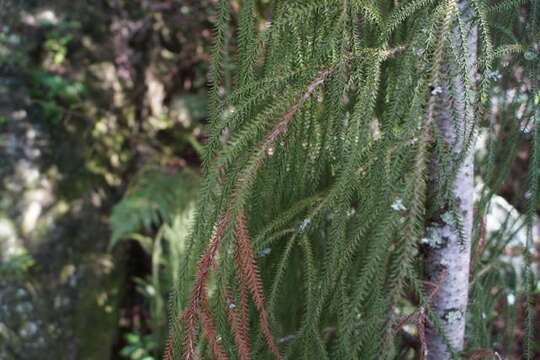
(40, 16, 80, 63)
(120, 332, 158, 360)
(43, 33, 73, 66)
(110, 167, 199, 358)
(3, 0, 535, 358)
(30, 71, 85, 123)
(0, 252, 35, 280)
(167, 0, 539, 359)
(109, 168, 198, 248)
(468, 1, 540, 358)
(0, 28, 27, 67)
(0, 1, 215, 359)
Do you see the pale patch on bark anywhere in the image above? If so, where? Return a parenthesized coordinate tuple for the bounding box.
(424, 0, 478, 359)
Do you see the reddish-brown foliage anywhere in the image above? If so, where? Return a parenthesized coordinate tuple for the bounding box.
(163, 335, 174, 360)
(233, 243, 251, 359)
(235, 213, 282, 360)
(225, 289, 250, 360)
(164, 70, 332, 359)
(260, 69, 333, 159)
(236, 273, 250, 354)
(182, 213, 231, 360)
(200, 296, 230, 360)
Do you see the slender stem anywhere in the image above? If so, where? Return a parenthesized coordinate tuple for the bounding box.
(424, 1, 478, 358)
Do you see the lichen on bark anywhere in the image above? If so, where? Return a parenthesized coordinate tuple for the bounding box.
(424, 0, 478, 358)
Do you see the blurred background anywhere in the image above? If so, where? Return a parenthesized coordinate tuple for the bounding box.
(0, 1, 538, 359)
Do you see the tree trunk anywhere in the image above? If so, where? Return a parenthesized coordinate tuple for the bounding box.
(424, 1, 477, 359)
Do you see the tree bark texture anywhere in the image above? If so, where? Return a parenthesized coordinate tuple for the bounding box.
(425, 1, 477, 359)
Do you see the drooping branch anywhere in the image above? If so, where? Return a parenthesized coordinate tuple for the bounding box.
(182, 213, 231, 360)
(234, 213, 282, 359)
(229, 68, 334, 201)
(162, 213, 230, 360)
(232, 235, 252, 359)
(225, 289, 250, 360)
(200, 295, 230, 360)
(263, 68, 333, 148)
(166, 69, 332, 360)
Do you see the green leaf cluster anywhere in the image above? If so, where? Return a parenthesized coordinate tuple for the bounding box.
(169, 1, 539, 358)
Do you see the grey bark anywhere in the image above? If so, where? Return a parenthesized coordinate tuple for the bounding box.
(424, 1, 477, 359)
